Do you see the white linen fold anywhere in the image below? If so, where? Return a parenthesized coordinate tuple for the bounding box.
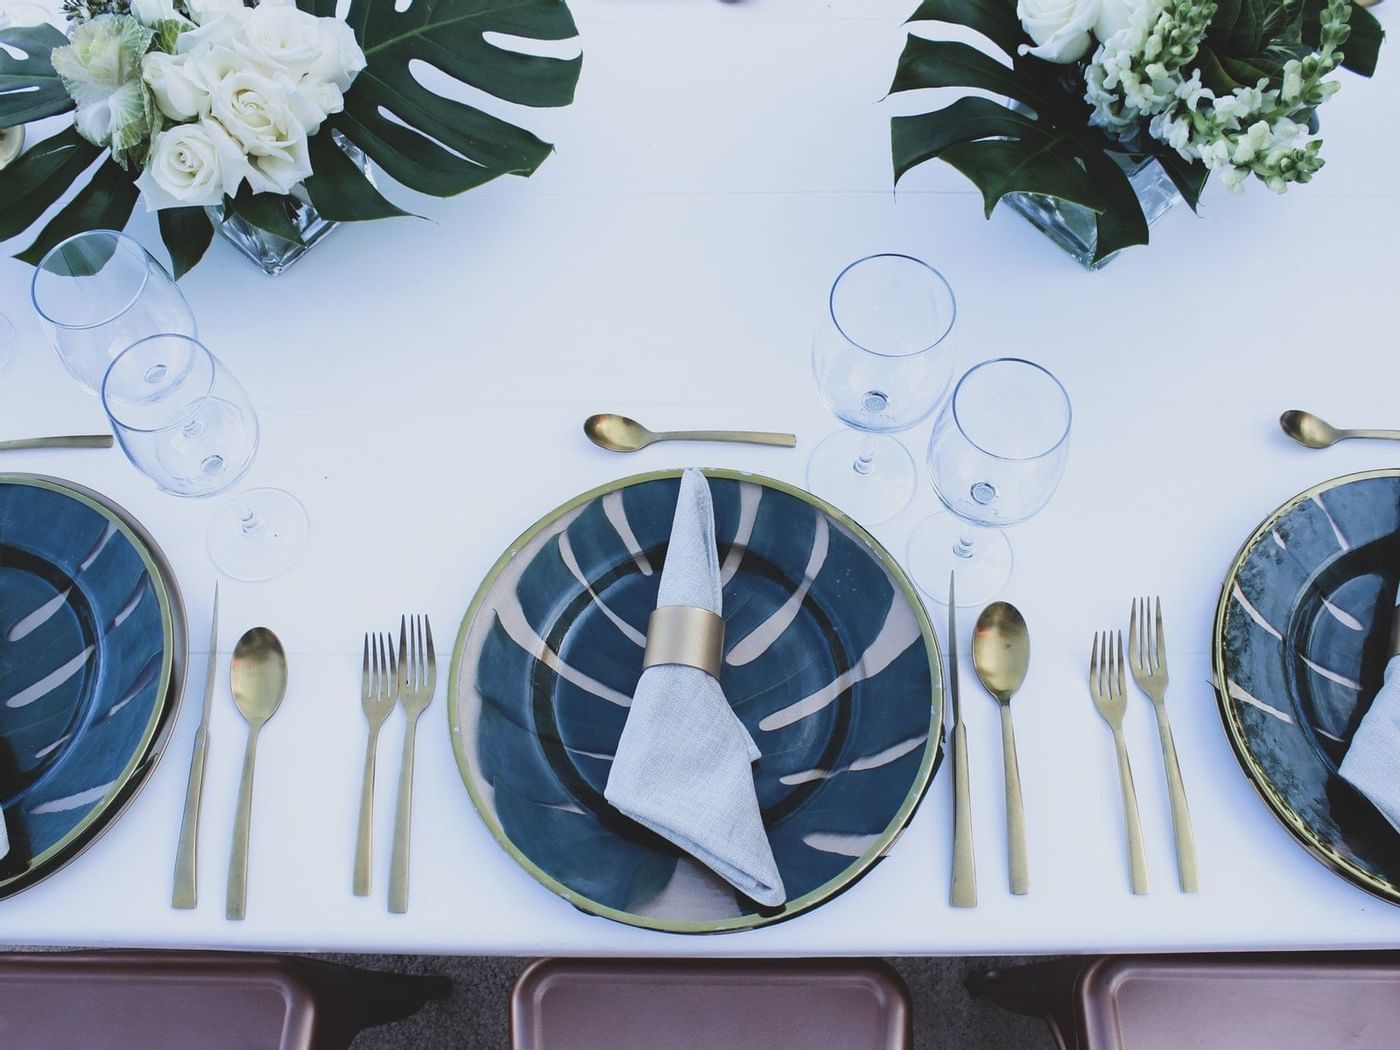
(603, 468, 785, 907)
(1341, 592, 1400, 833)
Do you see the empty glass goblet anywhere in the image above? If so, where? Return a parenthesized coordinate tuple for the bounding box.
(102, 334, 308, 582)
(908, 357, 1071, 606)
(32, 230, 196, 394)
(809, 253, 957, 524)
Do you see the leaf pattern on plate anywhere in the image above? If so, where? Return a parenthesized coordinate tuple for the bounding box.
(452, 471, 943, 933)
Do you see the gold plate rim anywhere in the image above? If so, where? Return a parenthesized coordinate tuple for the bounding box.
(1211, 467, 1400, 906)
(0, 473, 187, 901)
(447, 467, 945, 934)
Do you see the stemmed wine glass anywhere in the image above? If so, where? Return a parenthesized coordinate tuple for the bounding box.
(908, 358, 1072, 606)
(101, 334, 309, 582)
(31, 230, 197, 393)
(809, 253, 957, 524)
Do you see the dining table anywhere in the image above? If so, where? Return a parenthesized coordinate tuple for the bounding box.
(1, 0, 1398, 958)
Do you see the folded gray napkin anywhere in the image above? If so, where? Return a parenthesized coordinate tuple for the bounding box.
(1341, 592, 1400, 832)
(604, 468, 786, 907)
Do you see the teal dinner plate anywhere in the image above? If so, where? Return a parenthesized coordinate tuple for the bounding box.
(0, 475, 185, 899)
(1214, 469, 1400, 905)
(449, 469, 943, 933)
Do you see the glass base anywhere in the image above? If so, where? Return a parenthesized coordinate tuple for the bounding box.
(807, 431, 915, 525)
(1005, 156, 1182, 270)
(207, 488, 308, 582)
(907, 513, 1012, 606)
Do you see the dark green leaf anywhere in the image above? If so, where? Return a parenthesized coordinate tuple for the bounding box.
(0, 23, 74, 128)
(336, 0, 581, 198)
(1156, 151, 1209, 212)
(16, 158, 139, 265)
(296, 0, 336, 15)
(893, 96, 1041, 182)
(1078, 152, 1150, 261)
(906, 0, 1026, 59)
(303, 132, 412, 221)
(157, 207, 214, 278)
(939, 137, 1109, 218)
(1196, 45, 1244, 93)
(229, 190, 305, 244)
(890, 36, 1038, 109)
(0, 127, 102, 241)
(1299, 0, 1382, 75)
(1222, 0, 1267, 55)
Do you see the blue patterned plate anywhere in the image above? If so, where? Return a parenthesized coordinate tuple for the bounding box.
(449, 469, 943, 933)
(0, 474, 185, 899)
(1214, 469, 1400, 905)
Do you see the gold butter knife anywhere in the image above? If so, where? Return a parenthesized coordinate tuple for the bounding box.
(948, 573, 977, 908)
(0, 435, 113, 451)
(172, 584, 218, 909)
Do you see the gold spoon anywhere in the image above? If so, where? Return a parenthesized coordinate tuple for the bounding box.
(584, 413, 796, 453)
(1280, 410, 1400, 449)
(971, 601, 1030, 896)
(226, 627, 287, 921)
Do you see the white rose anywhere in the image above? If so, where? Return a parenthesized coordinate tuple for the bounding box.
(308, 18, 366, 92)
(207, 69, 312, 193)
(287, 76, 342, 132)
(130, 0, 190, 27)
(142, 51, 210, 120)
(186, 0, 247, 26)
(1093, 0, 1143, 43)
(137, 119, 247, 209)
(1018, 0, 1100, 63)
(238, 4, 322, 77)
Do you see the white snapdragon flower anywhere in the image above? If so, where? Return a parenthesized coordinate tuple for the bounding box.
(142, 51, 210, 120)
(1017, 0, 1100, 63)
(207, 69, 313, 193)
(137, 118, 248, 209)
(1219, 165, 1250, 192)
(130, 0, 191, 28)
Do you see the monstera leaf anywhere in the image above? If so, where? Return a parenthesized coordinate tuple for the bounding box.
(890, 0, 1204, 263)
(0, 0, 581, 275)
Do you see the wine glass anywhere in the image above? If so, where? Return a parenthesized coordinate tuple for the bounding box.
(31, 230, 196, 394)
(908, 357, 1072, 606)
(101, 334, 309, 582)
(809, 253, 957, 524)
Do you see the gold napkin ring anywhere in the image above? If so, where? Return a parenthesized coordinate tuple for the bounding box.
(642, 606, 725, 679)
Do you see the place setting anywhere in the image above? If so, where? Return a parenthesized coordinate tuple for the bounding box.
(0, 0, 1396, 980)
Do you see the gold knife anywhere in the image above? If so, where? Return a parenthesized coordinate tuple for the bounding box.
(172, 584, 218, 909)
(0, 435, 113, 451)
(949, 573, 977, 908)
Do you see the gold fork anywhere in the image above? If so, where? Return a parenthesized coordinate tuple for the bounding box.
(1089, 631, 1149, 894)
(1129, 597, 1198, 893)
(388, 614, 436, 914)
(354, 632, 397, 897)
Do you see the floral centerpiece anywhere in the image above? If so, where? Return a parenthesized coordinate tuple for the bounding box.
(889, 0, 1383, 265)
(0, 0, 581, 274)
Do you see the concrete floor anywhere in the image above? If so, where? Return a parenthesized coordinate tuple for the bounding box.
(320, 954, 1056, 1049)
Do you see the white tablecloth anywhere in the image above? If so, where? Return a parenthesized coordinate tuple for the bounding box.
(1, 0, 1398, 956)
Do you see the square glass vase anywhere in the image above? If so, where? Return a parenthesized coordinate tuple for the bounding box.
(1004, 155, 1183, 270)
(208, 135, 370, 276)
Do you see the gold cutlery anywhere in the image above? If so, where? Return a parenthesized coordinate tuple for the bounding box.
(947, 574, 977, 908)
(0, 435, 113, 452)
(1280, 410, 1400, 449)
(388, 614, 436, 914)
(354, 632, 397, 897)
(585, 413, 796, 453)
(971, 602, 1030, 895)
(1129, 597, 1198, 893)
(1089, 631, 1149, 894)
(226, 627, 288, 921)
(172, 585, 218, 909)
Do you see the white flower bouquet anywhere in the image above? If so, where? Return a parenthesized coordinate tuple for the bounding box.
(889, 0, 1384, 263)
(0, 0, 582, 274)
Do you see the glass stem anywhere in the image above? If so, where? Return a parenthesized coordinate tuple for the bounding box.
(953, 533, 977, 560)
(853, 436, 877, 476)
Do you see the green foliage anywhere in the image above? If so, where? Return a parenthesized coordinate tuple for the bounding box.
(0, 0, 581, 274)
(890, 0, 1183, 262)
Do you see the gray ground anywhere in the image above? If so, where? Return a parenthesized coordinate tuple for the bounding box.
(319, 954, 1056, 1049)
